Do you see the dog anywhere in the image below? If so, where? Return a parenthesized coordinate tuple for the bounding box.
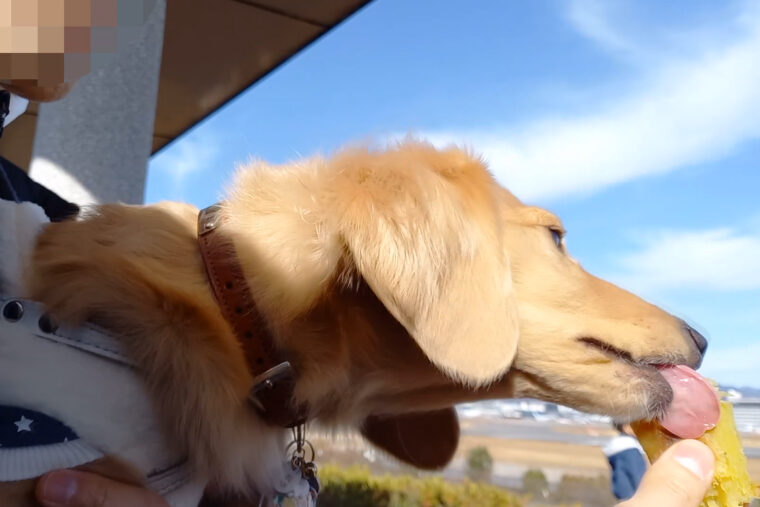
(0, 141, 707, 505)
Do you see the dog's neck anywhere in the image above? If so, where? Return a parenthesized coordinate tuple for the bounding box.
(197, 203, 307, 429)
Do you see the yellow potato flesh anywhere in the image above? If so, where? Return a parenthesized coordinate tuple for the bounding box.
(632, 401, 758, 507)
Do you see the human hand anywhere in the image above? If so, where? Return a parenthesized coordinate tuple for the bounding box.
(618, 439, 715, 507)
(36, 470, 169, 507)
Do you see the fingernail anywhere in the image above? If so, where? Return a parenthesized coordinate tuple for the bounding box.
(671, 440, 715, 481)
(41, 470, 78, 504)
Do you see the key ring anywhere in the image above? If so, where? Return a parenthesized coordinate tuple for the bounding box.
(286, 437, 315, 465)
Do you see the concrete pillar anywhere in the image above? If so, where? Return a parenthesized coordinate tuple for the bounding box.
(28, 0, 166, 206)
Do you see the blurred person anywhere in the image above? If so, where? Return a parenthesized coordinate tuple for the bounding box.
(1, 0, 157, 98)
(1, 0, 157, 209)
(604, 422, 648, 500)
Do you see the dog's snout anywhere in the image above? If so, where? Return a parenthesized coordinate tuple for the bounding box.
(683, 322, 708, 358)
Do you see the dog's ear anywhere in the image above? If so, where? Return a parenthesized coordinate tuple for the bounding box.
(360, 408, 459, 470)
(336, 145, 519, 385)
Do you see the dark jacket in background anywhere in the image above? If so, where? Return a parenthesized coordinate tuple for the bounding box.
(603, 435, 648, 500)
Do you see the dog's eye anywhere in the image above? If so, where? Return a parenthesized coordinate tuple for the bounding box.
(549, 227, 564, 249)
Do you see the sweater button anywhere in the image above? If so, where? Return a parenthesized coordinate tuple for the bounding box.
(2, 300, 24, 322)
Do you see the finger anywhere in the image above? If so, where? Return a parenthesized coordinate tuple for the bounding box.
(619, 439, 715, 507)
(36, 470, 168, 507)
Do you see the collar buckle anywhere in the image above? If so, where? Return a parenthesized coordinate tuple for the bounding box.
(198, 204, 223, 235)
(249, 361, 295, 408)
(249, 360, 306, 428)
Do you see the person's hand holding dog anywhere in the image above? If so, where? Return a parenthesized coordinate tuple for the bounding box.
(36, 470, 168, 507)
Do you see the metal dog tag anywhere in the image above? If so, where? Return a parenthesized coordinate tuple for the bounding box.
(273, 426, 319, 507)
(272, 458, 318, 507)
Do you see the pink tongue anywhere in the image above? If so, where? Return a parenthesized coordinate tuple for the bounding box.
(658, 365, 720, 439)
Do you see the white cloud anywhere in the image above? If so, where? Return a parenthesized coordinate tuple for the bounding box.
(151, 131, 219, 186)
(607, 226, 760, 292)
(566, 0, 638, 57)
(419, 5, 760, 202)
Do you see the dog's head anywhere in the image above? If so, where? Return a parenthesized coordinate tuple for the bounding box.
(228, 142, 707, 470)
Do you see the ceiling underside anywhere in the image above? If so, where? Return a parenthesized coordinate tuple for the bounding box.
(153, 0, 371, 154)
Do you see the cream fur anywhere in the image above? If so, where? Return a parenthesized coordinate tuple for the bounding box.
(1, 141, 704, 504)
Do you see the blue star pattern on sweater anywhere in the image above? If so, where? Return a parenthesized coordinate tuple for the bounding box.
(0, 405, 80, 448)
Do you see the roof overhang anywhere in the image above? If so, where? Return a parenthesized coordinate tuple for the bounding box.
(153, 0, 371, 154)
(0, 0, 371, 169)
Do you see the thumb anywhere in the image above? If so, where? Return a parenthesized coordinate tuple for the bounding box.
(36, 470, 169, 507)
(619, 439, 715, 507)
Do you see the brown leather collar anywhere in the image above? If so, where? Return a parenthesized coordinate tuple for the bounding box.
(197, 204, 307, 428)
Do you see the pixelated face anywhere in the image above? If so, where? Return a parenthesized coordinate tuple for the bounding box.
(1, 0, 156, 88)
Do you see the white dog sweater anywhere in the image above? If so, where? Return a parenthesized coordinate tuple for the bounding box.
(0, 199, 207, 506)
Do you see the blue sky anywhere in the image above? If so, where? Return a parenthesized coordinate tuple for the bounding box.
(146, 0, 760, 388)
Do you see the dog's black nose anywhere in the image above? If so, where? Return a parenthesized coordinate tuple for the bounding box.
(684, 323, 708, 356)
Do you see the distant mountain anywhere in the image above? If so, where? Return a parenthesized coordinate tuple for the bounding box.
(720, 385, 760, 397)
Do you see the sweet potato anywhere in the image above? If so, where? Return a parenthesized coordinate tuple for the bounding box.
(632, 400, 758, 507)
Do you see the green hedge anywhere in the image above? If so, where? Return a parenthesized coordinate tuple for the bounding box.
(317, 465, 524, 507)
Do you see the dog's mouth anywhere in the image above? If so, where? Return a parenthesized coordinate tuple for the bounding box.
(578, 337, 720, 438)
